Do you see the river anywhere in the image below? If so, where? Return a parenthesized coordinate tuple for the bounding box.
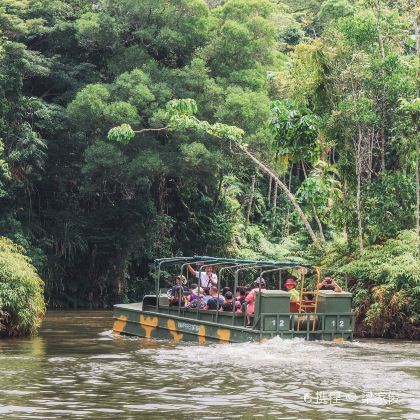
(0, 311, 419, 419)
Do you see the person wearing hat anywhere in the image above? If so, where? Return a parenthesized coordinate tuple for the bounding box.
(245, 277, 266, 326)
(169, 275, 189, 307)
(186, 283, 204, 304)
(185, 286, 207, 309)
(284, 278, 299, 302)
(319, 275, 342, 292)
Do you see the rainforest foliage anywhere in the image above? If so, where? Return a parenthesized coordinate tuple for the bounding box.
(0, 237, 45, 337)
(0, 0, 418, 337)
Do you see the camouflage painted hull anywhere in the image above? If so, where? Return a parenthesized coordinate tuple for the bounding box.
(113, 303, 353, 343)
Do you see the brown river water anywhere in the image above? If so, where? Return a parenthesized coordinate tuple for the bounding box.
(0, 311, 419, 419)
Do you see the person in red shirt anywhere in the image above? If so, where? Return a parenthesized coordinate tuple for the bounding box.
(245, 277, 266, 326)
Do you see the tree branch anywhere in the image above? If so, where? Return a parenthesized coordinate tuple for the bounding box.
(236, 144, 319, 243)
(133, 126, 169, 134)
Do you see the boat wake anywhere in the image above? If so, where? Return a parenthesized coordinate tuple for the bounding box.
(133, 335, 420, 412)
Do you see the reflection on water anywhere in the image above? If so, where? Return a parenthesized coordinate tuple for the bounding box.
(0, 311, 419, 419)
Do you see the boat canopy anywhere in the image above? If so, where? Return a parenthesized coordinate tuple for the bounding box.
(154, 255, 310, 268)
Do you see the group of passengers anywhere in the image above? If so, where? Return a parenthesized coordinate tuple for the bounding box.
(169, 279, 241, 312)
(168, 263, 342, 326)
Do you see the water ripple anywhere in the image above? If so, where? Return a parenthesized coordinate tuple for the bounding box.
(0, 311, 418, 419)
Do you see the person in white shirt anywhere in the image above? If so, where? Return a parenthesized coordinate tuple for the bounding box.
(187, 263, 218, 288)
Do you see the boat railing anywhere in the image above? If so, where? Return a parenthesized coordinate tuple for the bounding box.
(259, 267, 285, 290)
(143, 299, 354, 338)
(168, 260, 273, 323)
(156, 257, 216, 311)
(185, 261, 244, 319)
(153, 256, 352, 336)
(216, 263, 255, 326)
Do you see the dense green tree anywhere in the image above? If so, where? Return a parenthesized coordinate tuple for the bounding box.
(0, 237, 45, 337)
(0, 0, 418, 337)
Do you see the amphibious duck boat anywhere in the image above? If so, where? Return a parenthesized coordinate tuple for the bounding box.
(113, 257, 354, 343)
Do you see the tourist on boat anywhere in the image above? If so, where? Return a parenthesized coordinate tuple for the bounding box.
(169, 275, 189, 307)
(185, 283, 206, 309)
(284, 278, 299, 301)
(186, 292, 206, 309)
(187, 283, 204, 303)
(187, 263, 218, 288)
(245, 277, 266, 326)
(206, 298, 221, 310)
(202, 287, 212, 304)
(188, 283, 198, 301)
(235, 287, 246, 311)
(220, 291, 234, 311)
(301, 293, 315, 313)
(305, 293, 315, 302)
(319, 275, 342, 292)
(209, 285, 224, 301)
(222, 286, 231, 297)
(205, 286, 225, 310)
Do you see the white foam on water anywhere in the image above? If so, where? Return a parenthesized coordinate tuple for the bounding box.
(0, 390, 32, 396)
(48, 357, 77, 363)
(89, 354, 131, 360)
(98, 329, 114, 336)
(0, 405, 48, 414)
(3, 313, 418, 420)
(46, 378, 76, 385)
(139, 335, 420, 411)
(92, 408, 125, 413)
(144, 336, 336, 367)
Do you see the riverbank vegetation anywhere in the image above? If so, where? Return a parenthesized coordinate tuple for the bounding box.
(0, 0, 418, 338)
(315, 230, 420, 338)
(0, 237, 45, 337)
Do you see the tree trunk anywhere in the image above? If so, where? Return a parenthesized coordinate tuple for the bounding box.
(342, 176, 349, 242)
(213, 172, 223, 210)
(380, 119, 386, 172)
(412, 2, 420, 236)
(238, 145, 319, 243)
(375, 0, 386, 172)
(157, 176, 166, 214)
(416, 135, 419, 236)
(246, 175, 256, 226)
(356, 165, 364, 252)
(368, 129, 374, 181)
(271, 183, 278, 230)
(267, 176, 272, 205)
(301, 161, 325, 242)
(356, 127, 364, 253)
(312, 204, 326, 242)
(375, 0, 385, 59)
(284, 165, 293, 237)
(350, 75, 365, 252)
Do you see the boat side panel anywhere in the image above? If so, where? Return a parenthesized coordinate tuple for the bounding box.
(113, 306, 353, 342)
(113, 306, 261, 343)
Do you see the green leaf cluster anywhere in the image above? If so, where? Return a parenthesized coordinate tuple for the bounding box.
(340, 231, 419, 338)
(0, 237, 45, 337)
(0, 0, 418, 339)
